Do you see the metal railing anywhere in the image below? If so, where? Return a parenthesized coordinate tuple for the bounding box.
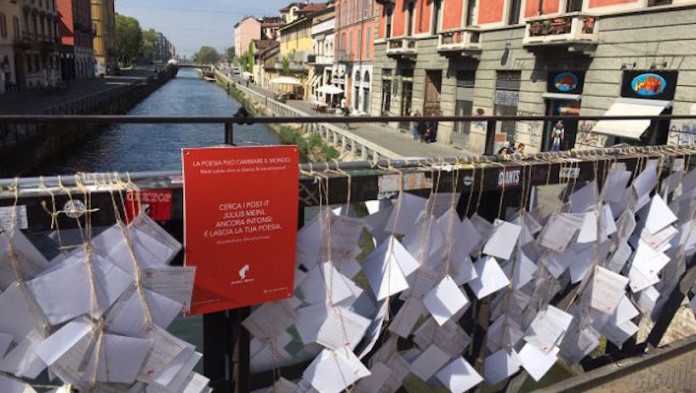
(3, 142, 696, 392)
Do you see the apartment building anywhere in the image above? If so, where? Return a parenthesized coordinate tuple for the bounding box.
(0, 0, 20, 94)
(308, 5, 335, 102)
(334, 0, 377, 114)
(373, 0, 696, 153)
(91, 0, 115, 76)
(235, 17, 261, 57)
(12, 0, 62, 88)
(260, 16, 284, 40)
(58, 0, 94, 80)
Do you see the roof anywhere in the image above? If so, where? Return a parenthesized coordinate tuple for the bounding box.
(252, 39, 279, 51)
(279, 2, 328, 13)
(256, 40, 280, 59)
(234, 16, 260, 28)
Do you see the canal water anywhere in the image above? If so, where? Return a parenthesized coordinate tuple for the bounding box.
(44, 68, 280, 174)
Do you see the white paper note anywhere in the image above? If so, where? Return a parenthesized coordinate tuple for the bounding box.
(303, 349, 371, 393)
(483, 221, 522, 261)
(523, 306, 573, 354)
(590, 267, 629, 315)
(435, 357, 483, 393)
(423, 276, 470, 326)
(484, 350, 520, 385)
(468, 257, 510, 299)
(409, 344, 450, 382)
(516, 344, 559, 382)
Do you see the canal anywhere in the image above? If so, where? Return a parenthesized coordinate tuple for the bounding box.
(40, 68, 280, 174)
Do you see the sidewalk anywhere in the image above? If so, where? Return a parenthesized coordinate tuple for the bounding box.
(0, 67, 159, 114)
(233, 77, 474, 159)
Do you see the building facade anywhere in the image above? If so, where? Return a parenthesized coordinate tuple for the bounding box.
(260, 17, 284, 40)
(335, 0, 377, 114)
(58, 0, 94, 81)
(309, 6, 336, 103)
(12, 0, 62, 89)
(91, 0, 115, 76)
(235, 17, 261, 57)
(0, 0, 21, 94)
(373, 0, 696, 153)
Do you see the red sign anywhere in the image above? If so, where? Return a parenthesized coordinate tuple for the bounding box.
(182, 146, 299, 315)
(125, 189, 173, 222)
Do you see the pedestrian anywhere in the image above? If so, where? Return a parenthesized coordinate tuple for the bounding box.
(497, 146, 509, 156)
(427, 111, 439, 143)
(411, 111, 421, 140)
(341, 97, 351, 129)
(417, 118, 428, 143)
(517, 143, 526, 154)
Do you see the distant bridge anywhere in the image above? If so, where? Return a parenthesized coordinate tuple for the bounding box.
(174, 63, 214, 70)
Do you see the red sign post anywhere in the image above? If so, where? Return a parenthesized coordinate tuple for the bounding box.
(182, 146, 299, 315)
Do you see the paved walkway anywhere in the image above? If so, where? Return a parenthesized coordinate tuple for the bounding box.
(0, 67, 159, 114)
(586, 349, 696, 393)
(233, 77, 474, 159)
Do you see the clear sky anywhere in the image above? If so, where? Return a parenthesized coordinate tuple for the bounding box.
(115, 0, 295, 57)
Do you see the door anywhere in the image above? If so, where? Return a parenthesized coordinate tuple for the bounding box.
(542, 99, 580, 151)
(424, 70, 442, 116)
(453, 71, 475, 148)
(382, 79, 392, 115)
(400, 80, 413, 130)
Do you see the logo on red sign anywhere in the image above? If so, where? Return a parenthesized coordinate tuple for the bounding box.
(125, 189, 173, 222)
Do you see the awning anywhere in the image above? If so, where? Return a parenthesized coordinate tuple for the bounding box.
(591, 98, 671, 141)
(542, 92, 582, 101)
(270, 77, 302, 86)
(309, 74, 320, 87)
(317, 84, 344, 95)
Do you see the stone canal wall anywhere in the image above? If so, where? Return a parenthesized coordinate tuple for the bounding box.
(0, 66, 178, 177)
(215, 70, 398, 162)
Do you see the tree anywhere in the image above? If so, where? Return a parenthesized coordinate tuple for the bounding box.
(240, 42, 254, 72)
(281, 56, 290, 76)
(115, 14, 142, 66)
(141, 29, 160, 63)
(194, 46, 220, 65)
(226, 47, 236, 63)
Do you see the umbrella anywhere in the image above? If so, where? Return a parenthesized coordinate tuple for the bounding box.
(242, 72, 253, 79)
(316, 84, 344, 95)
(270, 76, 302, 86)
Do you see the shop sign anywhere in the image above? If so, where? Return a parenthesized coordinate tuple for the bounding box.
(498, 169, 521, 188)
(621, 70, 678, 100)
(547, 71, 585, 94)
(631, 73, 666, 97)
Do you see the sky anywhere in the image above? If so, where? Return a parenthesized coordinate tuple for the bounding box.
(115, 0, 295, 57)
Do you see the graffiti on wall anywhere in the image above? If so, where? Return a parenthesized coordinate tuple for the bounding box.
(574, 120, 607, 149)
(668, 122, 696, 146)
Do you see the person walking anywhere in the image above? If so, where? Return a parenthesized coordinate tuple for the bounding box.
(341, 97, 351, 129)
(426, 112, 439, 143)
(411, 111, 421, 140)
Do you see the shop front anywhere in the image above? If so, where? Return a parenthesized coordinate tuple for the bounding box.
(591, 70, 678, 146)
(542, 71, 585, 152)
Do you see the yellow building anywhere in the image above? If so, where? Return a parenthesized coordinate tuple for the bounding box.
(91, 0, 116, 75)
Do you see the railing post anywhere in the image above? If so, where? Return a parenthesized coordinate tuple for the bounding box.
(225, 121, 234, 146)
(485, 119, 497, 155)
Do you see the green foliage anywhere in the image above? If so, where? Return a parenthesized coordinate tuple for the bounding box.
(140, 28, 159, 62)
(194, 46, 220, 65)
(281, 56, 290, 76)
(115, 14, 142, 66)
(226, 47, 236, 62)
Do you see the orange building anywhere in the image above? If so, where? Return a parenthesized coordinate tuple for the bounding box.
(334, 0, 377, 114)
(373, 0, 696, 153)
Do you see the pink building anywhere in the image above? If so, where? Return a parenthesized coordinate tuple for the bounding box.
(234, 17, 261, 57)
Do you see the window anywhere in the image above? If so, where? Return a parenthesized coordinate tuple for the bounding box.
(357, 30, 362, 58)
(365, 26, 371, 58)
(407, 1, 415, 36)
(348, 31, 353, 58)
(13, 17, 19, 38)
(0, 14, 6, 38)
(507, 0, 522, 25)
(648, 0, 671, 5)
(432, 0, 441, 35)
(385, 6, 393, 38)
(566, 0, 583, 12)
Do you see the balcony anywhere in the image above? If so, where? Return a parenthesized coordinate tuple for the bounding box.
(437, 28, 482, 58)
(307, 54, 317, 64)
(524, 13, 599, 53)
(386, 38, 417, 57)
(335, 50, 355, 63)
